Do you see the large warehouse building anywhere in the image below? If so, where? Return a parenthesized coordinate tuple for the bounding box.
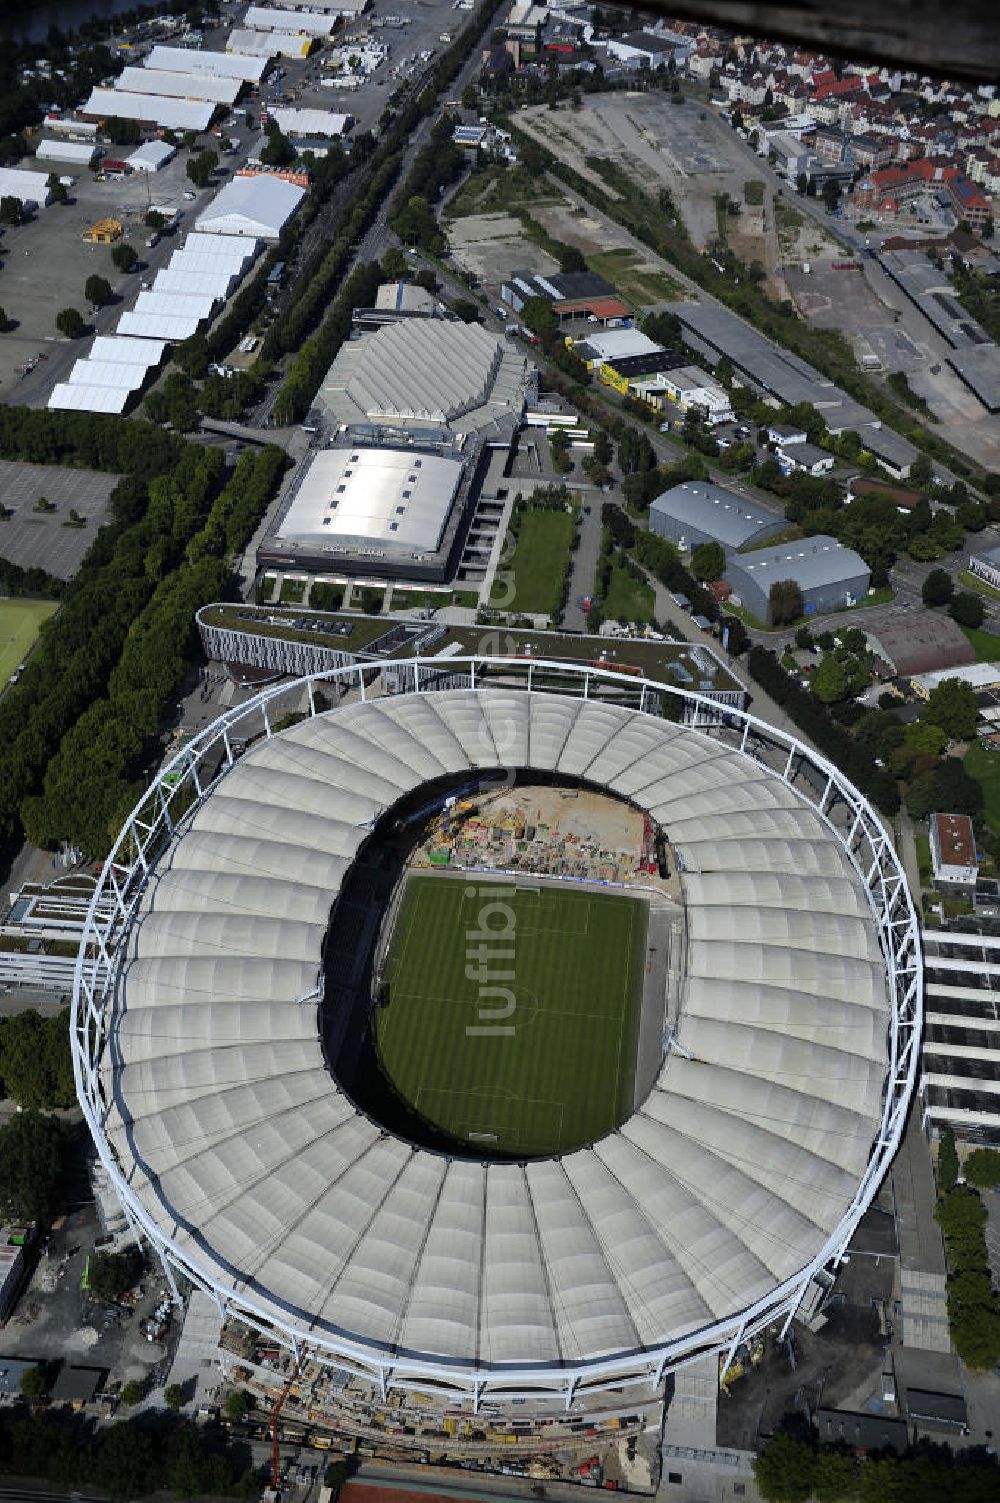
(72, 664, 918, 1447)
(650, 481, 785, 553)
(195, 175, 305, 238)
(258, 438, 475, 581)
(317, 317, 532, 440)
(725, 536, 871, 621)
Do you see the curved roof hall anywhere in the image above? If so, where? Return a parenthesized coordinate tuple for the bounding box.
(104, 689, 888, 1375)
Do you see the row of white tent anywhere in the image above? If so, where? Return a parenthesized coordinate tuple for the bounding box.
(49, 233, 259, 414)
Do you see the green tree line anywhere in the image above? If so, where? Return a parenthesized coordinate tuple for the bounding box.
(0, 1012, 74, 1110)
(754, 1428, 998, 1503)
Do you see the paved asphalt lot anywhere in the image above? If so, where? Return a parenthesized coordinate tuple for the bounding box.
(0, 459, 116, 576)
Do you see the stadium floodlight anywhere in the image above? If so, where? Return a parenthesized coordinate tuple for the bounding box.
(72, 658, 920, 1420)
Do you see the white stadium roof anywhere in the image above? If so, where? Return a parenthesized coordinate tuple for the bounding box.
(117, 309, 203, 342)
(115, 66, 243, 106)
(278, 446, 464, 554)
(245, 5, 337, 34)
(195, 175, 305, 239)
(48, 382, 129, 413)
(90, 335, 167, 367)
(85, 680, 909, 1397)
(82, 88, 215, 133)
(270, 106, 351, 137)
(147, 43, 267, 82)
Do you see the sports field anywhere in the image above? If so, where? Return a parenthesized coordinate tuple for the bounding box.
(376, 876, 647, 1156)
(0, 599, 57, 684)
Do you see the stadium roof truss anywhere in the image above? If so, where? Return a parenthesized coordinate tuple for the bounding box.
(71, 661, 921, 1412)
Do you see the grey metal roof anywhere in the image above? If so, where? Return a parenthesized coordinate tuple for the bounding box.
(195, 176, 305, 238)
(651, 482, 782, 550)
(277, 446, 464, 554)
(82, 88, 215, 132)
(147, 43, 268, 82)
(726, 535, 869, 591)
(103, 689, 888, 1374)
(115, 66, 242, 105)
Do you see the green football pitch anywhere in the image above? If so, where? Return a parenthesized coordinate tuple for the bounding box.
(375, 876, 648, 1157)
(0, 599, 58, 685)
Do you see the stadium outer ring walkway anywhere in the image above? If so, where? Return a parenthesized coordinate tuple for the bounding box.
(71, 659, 921, 1415)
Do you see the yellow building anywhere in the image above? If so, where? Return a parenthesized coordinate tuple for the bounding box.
(82, 218, 123, 243)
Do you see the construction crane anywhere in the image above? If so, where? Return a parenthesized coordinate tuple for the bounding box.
(270, 1361, 301, 1496)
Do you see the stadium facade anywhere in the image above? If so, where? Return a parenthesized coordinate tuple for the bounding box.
(72, 660, 920, 1442)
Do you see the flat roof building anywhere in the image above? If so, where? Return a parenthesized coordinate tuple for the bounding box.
(81, 88, 215, 132)
(650, 481, 785, 553)
(655, 365, 734, 424)
(126, 139, 177, 173)
(724, 536, 870, 624)
(930, 812, 978, 896)
(318, 319, 532, 441)
(259, 437, 475, 582)
(270, 106, 352, 137)
(35, 138, 97, 167)
(0, 166, 51, 208)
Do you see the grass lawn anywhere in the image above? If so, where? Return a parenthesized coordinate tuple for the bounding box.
(602, 556, 655, 623)
(959, 625, 1000, 663)
(377, 876, 647, 1156)
(915, 832, 931, 888)
(588, 248, 685, 307)
(446, 165, 556, 219)
(958, 568, 1000, 603)
(964, 742, 1000, 834)
(501, 507, 576, 616)
(0, 599, 58, 683)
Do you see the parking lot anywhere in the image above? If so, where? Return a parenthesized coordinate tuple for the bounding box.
(0, 459, 117, 576)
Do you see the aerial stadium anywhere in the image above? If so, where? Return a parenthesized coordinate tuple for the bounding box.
(72, 658, 920, 1451)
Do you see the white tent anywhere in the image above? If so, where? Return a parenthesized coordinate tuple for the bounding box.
(68, 360, 148, 391)
(227, 28, 312, 59)
(81, 88, 215, 133)
(117, 310, 204, 341)
(153, 267, 238, 299)
(115, 66, 243, 106)
(36, 139, 97, 167)
(134, 290, 219, 322)
(270, 106, 352, 138)
(0, 167, 52, 207)
(127, 140, 177, 174)
(90, 336, 168, 367)
(244, 6, 336, 34)
(48, 382, 129, 414)
(147, 44, 267, 83)
(195, 175, 305, 239)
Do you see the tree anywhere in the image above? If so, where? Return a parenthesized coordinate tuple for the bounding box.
(119, 1380, 143, 1407)
(55, 307, 84, 339)
(0, 1009, 76, 1108)
(909, 452, 934, 488)
(20, 1365, 49, 1402)
(963, 1147, 1000, 1189)
(85, 274, 112, 308)
(924, 678, 978, 742)
(325, 1459, 348, 1499)
(144, 208, 166, 230)
(0, 196, 22, 226)
(164, 1383, 184, 1411)
(813, 653, 849, 703)
(185, 149, 217, 189)
(752, 1431, 815, 1503)
(794, 625, 814, 650)
(380, 247, 408, 279)
(949, 590, 985, 628)
(690, 540, 725, 582)
(767, 578, 803, 626)
(223, 1388, 251, 1424)
(937, 1126, 959, 1193)
(50, 182, 69, 205)
(261, 127, 295, 169)
(111, 242, 138, 273)
(821, 179, 841, 213)
(795, 171, 808, 195)
(922, 567, 953, 607)
(89, 1245, 144, 1303)
(0, 307, 8, 333)
(0, 1112, 71, 1223)
(557, 243, 587, 273)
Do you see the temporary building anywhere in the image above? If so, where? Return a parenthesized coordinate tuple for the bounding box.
(195, 175, 305, 239)
(81, 89, 215, 133)
(133, 290, 219, 322)
(48, 383, 130, 414)
(35, 138, 97, 167)
(147, 44, 268, 83)
(117, 309, 204, 342)
(270, 106, 352, 137)
(227, 28, 313, 59)
(126, 140, 177, 174)
(0, 167, 52, 207)
(68, 360, 149, 391)
(115, 66, 243, 106)
(244, 6, 337, 34)
(153, 266, 239, 299)
(44, 117, 98, 139)
(178, 231, 259, 264)
(90, 335, 167, 367)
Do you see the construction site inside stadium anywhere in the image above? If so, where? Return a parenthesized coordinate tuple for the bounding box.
(71, 658, 920, 1465)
